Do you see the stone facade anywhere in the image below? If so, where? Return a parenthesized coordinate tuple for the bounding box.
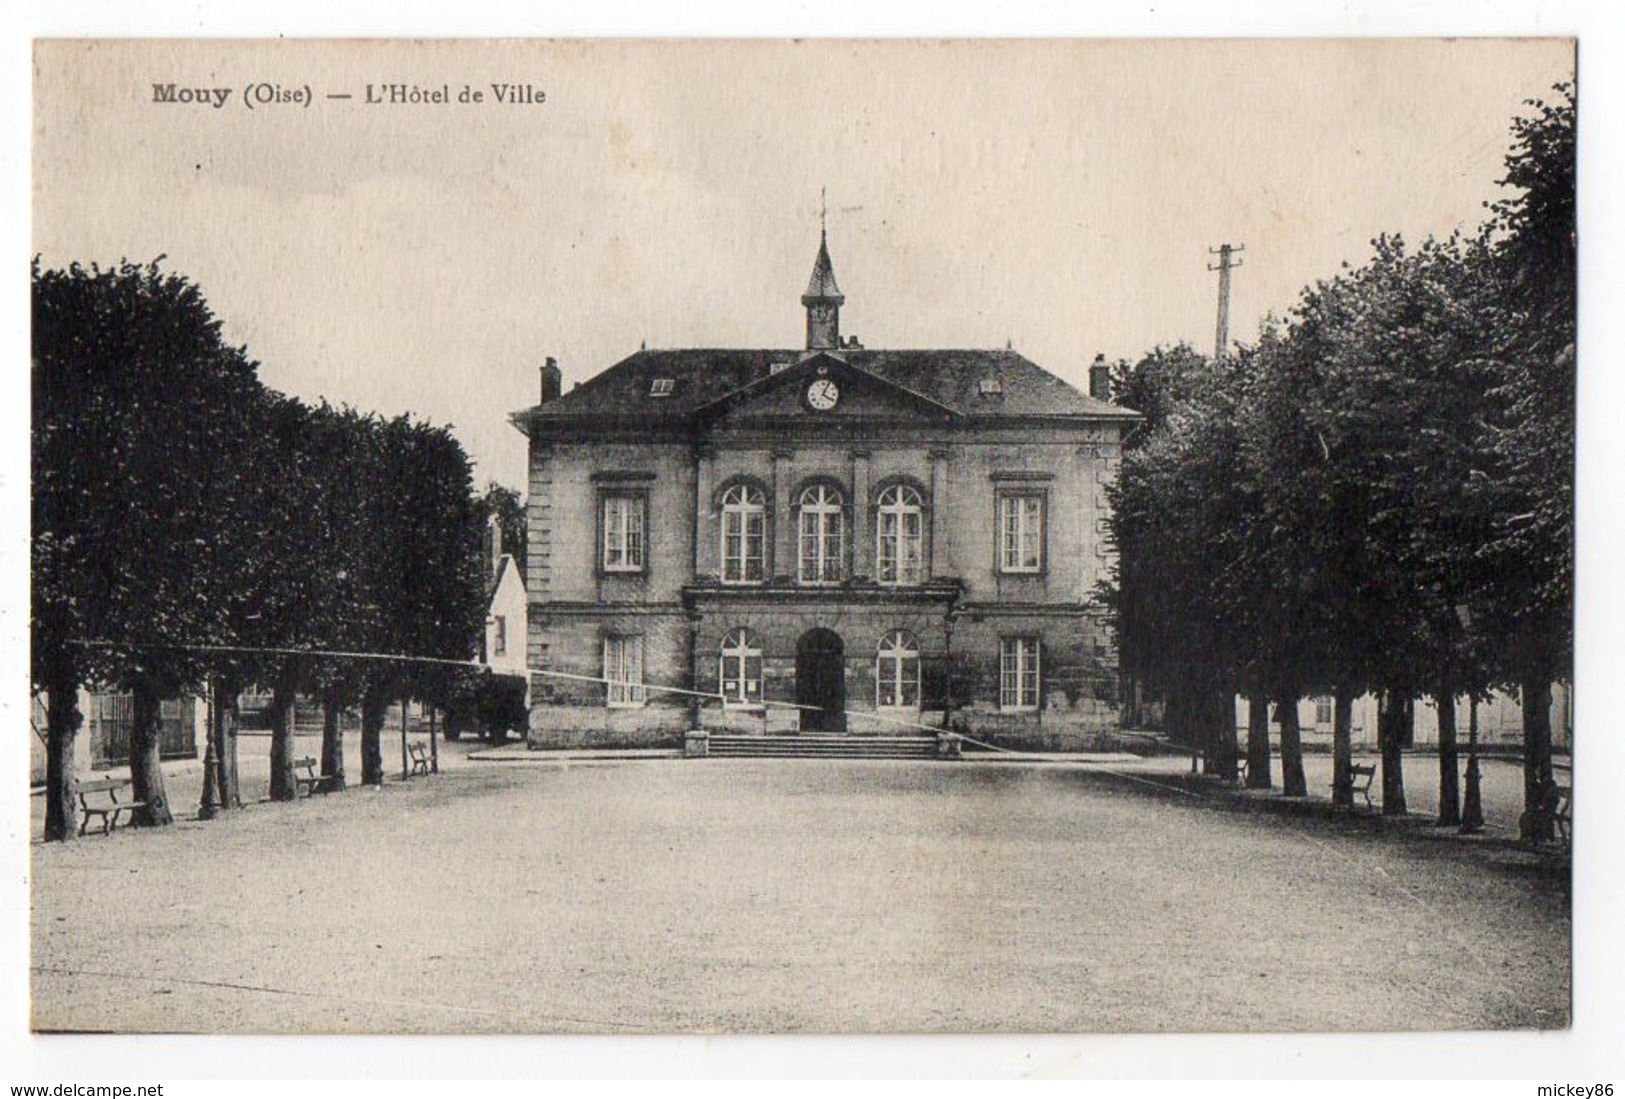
(512, 234, 1137, 750)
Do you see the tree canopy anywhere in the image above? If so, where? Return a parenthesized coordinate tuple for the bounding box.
(1102, 84, 1575, 828)
(31, 257, 491, 834)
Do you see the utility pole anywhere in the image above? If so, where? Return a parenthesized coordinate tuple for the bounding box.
(1208, 243, 1244, 360)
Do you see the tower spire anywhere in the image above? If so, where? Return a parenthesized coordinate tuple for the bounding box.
(802, 196, 844, 351)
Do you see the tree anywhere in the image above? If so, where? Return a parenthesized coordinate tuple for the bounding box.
(1241, 232, 1506, 814)
(1471, 84, 1575, 841)
(1102, 84, 1573, 835)
(478, 481, 527, 583)
(32, 259, 264, 833)
(303, 405, 378, 792)
(350, 415, 486, 782)
(1106, 347, 1252, 780)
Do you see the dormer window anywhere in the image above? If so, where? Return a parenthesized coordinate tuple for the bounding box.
(978, 378, 1004, 396)
(649, 378, 675, 397)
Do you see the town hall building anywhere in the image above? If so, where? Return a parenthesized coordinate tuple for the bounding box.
(510, 232, 1138, 750)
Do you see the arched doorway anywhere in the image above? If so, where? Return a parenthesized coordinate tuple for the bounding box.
(795, 628, 846, 732)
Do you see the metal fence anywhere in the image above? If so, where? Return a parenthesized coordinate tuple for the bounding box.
(90, 693, 195, 769)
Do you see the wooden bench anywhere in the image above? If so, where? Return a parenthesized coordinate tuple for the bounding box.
(1331, 762, 1378, 808)
(76, 776, 146, 836)
(408, 741, 431, 777)
(293, 756, 326, 797)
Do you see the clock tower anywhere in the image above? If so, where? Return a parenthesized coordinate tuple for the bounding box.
(801, 229, 844, 351)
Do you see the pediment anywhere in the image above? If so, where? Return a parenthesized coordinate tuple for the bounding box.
(694, 352, 956, 425)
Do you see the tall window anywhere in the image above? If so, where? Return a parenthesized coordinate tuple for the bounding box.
(720, 483, 766, 584)
(998, 493, 1045, 573)
(604, 635, 645, 707)
(601, 493, 645, 573)
(876, 630, 921, 711)
(798, 484, 846, 584)
(493, 615, 507, 656)
(1315, 696, 1334, 726)
(1000, 637, 1040, 711)
(719, 628, 764, 708)
(876, 484, 924, 585)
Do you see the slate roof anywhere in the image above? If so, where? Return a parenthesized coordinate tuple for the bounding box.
(512, 347, 1135, 432)
(803, 234, 843, 301)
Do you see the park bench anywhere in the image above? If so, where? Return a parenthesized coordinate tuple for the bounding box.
(1333, 762, 1377, 808)
(292, 756, 326, 797)
(408, 741, 431, 777)
(76, 776, 146, 836)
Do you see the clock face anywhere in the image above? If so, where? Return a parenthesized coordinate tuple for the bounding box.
(806, 378, 840, 411)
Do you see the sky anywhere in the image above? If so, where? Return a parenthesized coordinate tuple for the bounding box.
(34, 38, 1574, 493)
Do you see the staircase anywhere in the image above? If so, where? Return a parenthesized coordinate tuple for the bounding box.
(705, 733, 944, 760)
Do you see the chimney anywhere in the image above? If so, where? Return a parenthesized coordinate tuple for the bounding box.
(539, 357, 562, 404)
(487, 514, 503, 582)
(1088, 354, 1112, 401)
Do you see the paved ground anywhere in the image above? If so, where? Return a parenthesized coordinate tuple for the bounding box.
(31, 751, 1569, 1034)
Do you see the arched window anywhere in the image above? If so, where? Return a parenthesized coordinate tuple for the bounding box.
(720, 483, 766, 584)
(875, 484, 924, 585)
(719, 628, 764, 708)
(876, 630, 921, 712)
(797, 483, 846, 584)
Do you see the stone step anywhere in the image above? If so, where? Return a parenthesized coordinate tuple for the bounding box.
(706, 734, 942, 760)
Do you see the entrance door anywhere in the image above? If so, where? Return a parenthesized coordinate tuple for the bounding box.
(795, 628, 847, 732)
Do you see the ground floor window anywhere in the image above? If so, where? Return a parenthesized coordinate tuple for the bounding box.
(720, 628, 764, 707)
(604, 635, 646, 707)
(876, 630, 921, 711)
(1000, 637, 1040, 711)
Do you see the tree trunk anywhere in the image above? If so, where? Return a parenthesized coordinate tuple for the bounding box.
(1519, 674, 1555, 843)
(268, 674, 298, 802)
(1201, 679, 1237, 780)
(1378, 689, 1408, 816)
(43, 667, 82, 842)
(320, 696, 347, 792)
(360, 686, 387, 785)
(1163, 681, 1189, 752)
(1277, 692, 1307, 797)
(1245, 693, 1272, 789)
(400, 695, 411, 780)
(428, 706, 438, 775)
(1330, 688, 1354, 808)
(128, 681, 175, 826)
(1436, 689, 1461, 827)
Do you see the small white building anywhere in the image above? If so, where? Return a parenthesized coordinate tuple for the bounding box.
(485, 552, 528, 678)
